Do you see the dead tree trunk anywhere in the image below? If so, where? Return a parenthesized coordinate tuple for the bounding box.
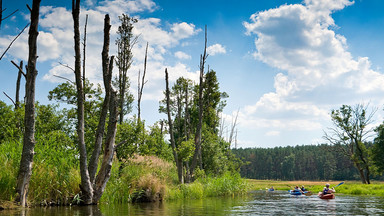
(15, 61, 23, 110)
(137, 42, 148, 123)
(165, 68, 183, 183)
(72, 0, 93, 204)
(88, 14, 112, 185)
(190, 26, 207, 177)
(15, 0, 40, 207)
(93, 88, 118, 203)
(82, 14, 88, 101)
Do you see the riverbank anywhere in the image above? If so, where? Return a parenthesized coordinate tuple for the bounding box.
(247, 179, 384, 196)
(0, 140, 248, 208)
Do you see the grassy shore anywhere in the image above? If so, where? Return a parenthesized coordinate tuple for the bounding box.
(247, 179, 384, 196)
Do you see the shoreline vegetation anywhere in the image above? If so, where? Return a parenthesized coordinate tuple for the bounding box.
(1, 140, 383, 210)
(247, 179, 384, 196)
(0, 140, 248, 209)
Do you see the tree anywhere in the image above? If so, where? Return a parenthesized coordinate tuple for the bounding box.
(323, 104, 376, 184)
(165, 68, 183, 183)
(15, 0, 41, 207)
(72, 0, 93, 204)
(190, 26, 208, 176)
(372, 124, 384, 174)
(115, 14, 136, 124)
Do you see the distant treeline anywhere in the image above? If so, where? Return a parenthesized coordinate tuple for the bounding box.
(232, 144, 384, 181)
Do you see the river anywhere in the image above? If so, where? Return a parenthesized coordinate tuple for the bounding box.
(1, 190, 384, 215)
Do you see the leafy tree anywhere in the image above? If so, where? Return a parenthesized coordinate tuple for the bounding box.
(372, 124, 384, 174)
(115, 13, 136, 124)
(48, 79, 103, 153)
(323, 104, 376, 184)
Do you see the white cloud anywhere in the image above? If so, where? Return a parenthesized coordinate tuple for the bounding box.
(266, 131, 280, 136)
(207, 43, 226, 56)
(241, 0, 384, 139)
(174, 51, 191, 60)
(97, 0, 157, 15)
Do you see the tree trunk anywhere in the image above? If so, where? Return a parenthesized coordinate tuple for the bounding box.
(93, 88, 118, 203)
(15, 0, 40, 207)
(88, 14, 112, 185)
(354, 160, 367, 184)
(72, 0, 93, 204)
(15, 61, 22, 110)
(190, 26, 207, 176)
(137, 42, 148, 123)
(165, 68, 183, 183)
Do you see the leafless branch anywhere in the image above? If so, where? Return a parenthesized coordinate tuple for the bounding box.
(3, 91, 15, 106)
(114, 140, 128, 150)
(59, 62, 75, 72)
(1, 9, 18, 21)
(11, 60, 26, 77)
(53, 75, 75, 84)
(0, 23, 29, 61)
(26, 4, 32, 13)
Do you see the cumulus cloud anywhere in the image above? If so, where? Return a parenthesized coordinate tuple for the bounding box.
(239, 0, 384, 146)
(207, 43, 226, 56)
(174, 51, 191, 60)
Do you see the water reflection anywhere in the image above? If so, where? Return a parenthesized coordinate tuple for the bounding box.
(1, 191, 384, 215)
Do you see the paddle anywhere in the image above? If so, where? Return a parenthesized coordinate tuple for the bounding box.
(334, 182, 344, 188)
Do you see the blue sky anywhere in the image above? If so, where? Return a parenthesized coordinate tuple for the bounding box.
(1, 0, 384, 148)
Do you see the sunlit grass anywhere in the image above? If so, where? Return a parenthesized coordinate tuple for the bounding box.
(246, 179, 384, 196)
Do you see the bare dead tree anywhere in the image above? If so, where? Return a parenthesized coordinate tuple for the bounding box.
(72, 0, 93, 204)
(82, 14, 88, 100)
(165, 68, 183, 183)
(137, 42, 148, 123)
(190, 25, 208, 176)
(15, 0, 40, 207)
(93, 69, 118, 203)
(228, 109, 239, 146)
(88, 14, 112, 186)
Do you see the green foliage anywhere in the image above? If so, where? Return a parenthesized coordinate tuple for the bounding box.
(166, 172, 248, 200)
(325, 104, 375, 183)
(48, 79, 104, 153)
(201, 172, 248, 197)
(29, 131, 80, 205)
(101, 155, 177, 203)
(0, 139, 22, 201)
(0, 101, 24, 143)
(233, 144, 366, 181)
(0, 131, 80, 205)
(372, 124, 384, 174)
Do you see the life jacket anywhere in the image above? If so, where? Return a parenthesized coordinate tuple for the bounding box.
(323, 188, 330, 194)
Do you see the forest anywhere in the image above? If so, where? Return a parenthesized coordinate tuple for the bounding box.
(0, 0, 243, 207)
(2, 0, 384, 209)
(232, 144, 383, 181)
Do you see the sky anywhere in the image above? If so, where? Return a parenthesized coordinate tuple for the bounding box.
(1, 0, 384, 148)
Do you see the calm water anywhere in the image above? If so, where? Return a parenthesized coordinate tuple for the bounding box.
(2, 191, 384, 215)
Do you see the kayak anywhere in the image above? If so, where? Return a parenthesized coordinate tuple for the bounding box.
(268, 189, 275, 192)
(289, 190, 302, 195)
(318, 192, 335, 199)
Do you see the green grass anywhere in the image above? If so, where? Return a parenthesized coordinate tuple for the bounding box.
(166, 172, 248, 200)
(246, 179, 384, 196)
